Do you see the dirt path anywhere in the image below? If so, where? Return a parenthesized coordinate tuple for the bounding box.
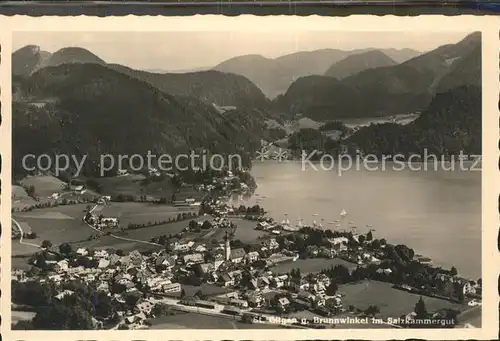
(11, 218, 41, 249)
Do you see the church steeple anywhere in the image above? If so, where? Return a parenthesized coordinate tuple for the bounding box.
(224, 231, 231, 261)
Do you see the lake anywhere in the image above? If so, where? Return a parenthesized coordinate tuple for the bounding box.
(234, 161, 481, 279)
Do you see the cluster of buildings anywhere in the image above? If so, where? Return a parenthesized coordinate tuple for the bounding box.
(85, 213, 119, 230)
(84, 201, 119, 230)
(13, 170, 482, 330)
(195, 169, 251, 197)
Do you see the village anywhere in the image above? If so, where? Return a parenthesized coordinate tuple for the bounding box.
(11, 167, 482, 330)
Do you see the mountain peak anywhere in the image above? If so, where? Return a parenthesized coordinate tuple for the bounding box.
(324, 50, 396, 79)
(12, 45, 52, 77)
(46, 47, 106, 67)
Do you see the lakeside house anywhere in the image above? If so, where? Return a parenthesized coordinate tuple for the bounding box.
(327, 237, 348, 252)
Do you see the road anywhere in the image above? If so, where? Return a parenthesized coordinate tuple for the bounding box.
(153, 296, 309, 329)
(457, 304, 482, 327)
(109, 234, 162, 247)
(11, 218, 41, 249)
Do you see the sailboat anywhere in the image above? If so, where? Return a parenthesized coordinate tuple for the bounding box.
(296, 219, 303, 228)
(281, 213, 290, 227)
(340, 209, 347, 217)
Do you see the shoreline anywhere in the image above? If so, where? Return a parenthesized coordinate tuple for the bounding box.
(235, 169, 478, 283)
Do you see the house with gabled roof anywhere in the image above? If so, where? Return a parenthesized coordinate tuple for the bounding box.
(218, 273, 234, 287)
(230, 248, 247, 263)
(183, 253, 204, 265)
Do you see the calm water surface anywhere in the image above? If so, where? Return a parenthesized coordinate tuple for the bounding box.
(237, 162, 481, 279)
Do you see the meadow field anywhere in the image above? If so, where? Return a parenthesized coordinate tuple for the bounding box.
(18, 175, 66, 197)
(85, 174, 176, 198)
(225, 218, 269, 243)
(271, 258, 357, 275)
(337, 280, 467, 318)
(12, 185, 38, 210)
(99, 202, 198, 226)
(70, 235, 164, 254)
(13, 213, 92, 249)
(11, 310, 36, 324)
(11, 201, 200, 261)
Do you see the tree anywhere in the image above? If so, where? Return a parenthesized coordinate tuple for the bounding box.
(364, 305, 380, 317)
(366, 230, 373, 241)
(32, 301, 94, 329)
(59, 243, 72, 256)
(380, 238, 387, 246)
(358, 235, 366, 244)
(202, 220, 212, 229)
(326, 282, 339, 296)
(26, 185, 36, 197)
(180, 288, 186, 298)
(194, 290, 204, 299)
(41, 240, 52, 249)
(12, 280, 57, 307)
(152, 303, 172, 317)
(188, 220, 198, 230)
(77, 256, 92, 268)
(290, 268, 301, 281)
(124, 291, 142, 310)
(240, 270, 253, 289)
(414, 296, 427, 319)
(94, 291, 117, 320)
(242, 313, 254, 324)
(450, 266, 458, 276)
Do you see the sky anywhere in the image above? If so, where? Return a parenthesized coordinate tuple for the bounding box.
(13, 31, 471, 71)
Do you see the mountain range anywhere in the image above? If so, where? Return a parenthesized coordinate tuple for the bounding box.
(12, 46, 269, 109)
(11, 33, 481, 176)
(347, 85, 481, 156)
(11, 54, 281, 176)
(213, 48, 420, 98)
(276, 32, 481, 121)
